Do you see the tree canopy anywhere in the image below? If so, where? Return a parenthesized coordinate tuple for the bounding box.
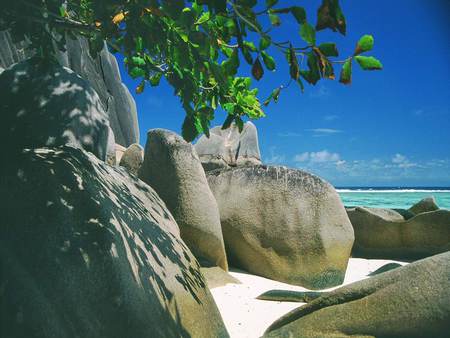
(2, 0, 382, 141)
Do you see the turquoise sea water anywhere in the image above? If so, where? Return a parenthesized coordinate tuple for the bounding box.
(337, 188, 450, 210)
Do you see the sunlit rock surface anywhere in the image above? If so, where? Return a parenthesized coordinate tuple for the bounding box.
(0, 58, 110, 160)
(140, 129, 228, 270)
(195, 122, 261, 171)
(347, 205, 450, 259)
(264, 252, 450, 338)
(207, 165, 354, 289)
(0, 146, 228, 338)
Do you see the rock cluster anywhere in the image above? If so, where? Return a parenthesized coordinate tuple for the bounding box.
(195, 122, 261, 170)
(347, 197, 450, 259)
(0, 30, 139, 147)
(264, 251, 450, 337)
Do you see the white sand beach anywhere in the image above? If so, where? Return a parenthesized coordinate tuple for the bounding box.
(206, 258, 408, 338)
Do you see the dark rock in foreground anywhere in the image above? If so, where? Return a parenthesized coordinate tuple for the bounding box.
(409, 196, 439, 215)
(0, 146, 228, 338)
(0, 30, 139, 147)
(264, 251, 450, 338)
(207, 165, 354, 289)
(0, 58, 110, 161)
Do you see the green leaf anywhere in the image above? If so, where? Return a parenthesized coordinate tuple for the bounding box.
(291, 6, 306, 24)
(129, 66, 145, 79)
(242, 46, 254, 65)
(251, 57, 264, 80)
(196, 11, 210, 25)
(339, 59, 352, 84)
(354, 56, 382, 70)
(266, 0, 278, 8)
(244, 41, 257, 52)
(261, 51, 276, 71)
(259, 36, 271, 50)
(150, 72, 162, 86)
(222, 49, 240, 76)
(297, 78, 305, 93)
(288, 46, 299, 79)
(318, 42, 338, 57)
(269, 13, 281, 26)
(221, 114, 235, 130)
(135, 37, 143, 52)
(272, 87, 281, 102)
(300, 23, 316, 45)
(355, 34, 374, 55)
(182, 116, 198, 142)
(316, 0, 346, 35)
(131, 56, 145, 66)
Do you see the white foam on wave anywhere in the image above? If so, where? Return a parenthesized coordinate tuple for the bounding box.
(337, 189, 450, 193)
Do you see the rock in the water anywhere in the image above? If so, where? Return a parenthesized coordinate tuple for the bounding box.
(139, 129, 228, 270)
(0, 30, 139, 147)
(409, 196, 439, 215)
(0, 58, 110, 160)
(348, 206, 450, 259)
(0, 146, 228, 338)
(119, 143, 144, 175)
(195, 122, 261, 171)
(207, 166, 354, 289)
(264, 252, 450, 338)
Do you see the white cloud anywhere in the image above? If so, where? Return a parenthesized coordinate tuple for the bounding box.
(323, 114, 339, 121)
(294, 150, 341, 163)
(392, 153, 406, 164)
(306, 128, 343, 136)
(277, 131, 302, 137)
(265, 146, 286, 165)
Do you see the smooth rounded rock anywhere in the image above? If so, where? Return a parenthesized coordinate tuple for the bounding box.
(139, 129, 228, 270)
(0, 146, 228, 338)
(119, 143, 144, 176)
(347, 206, 450, 259)
(264, 252, 450, 338)
(0, 58, 109, 160)
(207, 165, 354, 289)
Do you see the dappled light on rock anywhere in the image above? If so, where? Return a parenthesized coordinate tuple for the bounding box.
(0, 146, 228, 338)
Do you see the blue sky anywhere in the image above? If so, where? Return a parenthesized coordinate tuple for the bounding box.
(117, 0, 450, 187)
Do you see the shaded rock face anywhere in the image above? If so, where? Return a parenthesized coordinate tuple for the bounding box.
(194, 122, 261, 171)
(0, 58, 110, 160)
(0, 146, 228, 338)
(0, 30, 139, 147)
(264, 252, 450, 338)
(409, 196, 439, 215)
(347, 206, 450, 259)
(119, 143, 144, 176)
(207, 166, 354, 289)
(139, 129, 228, 270)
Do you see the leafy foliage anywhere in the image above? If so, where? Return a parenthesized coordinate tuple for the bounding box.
(1, 0, 381, 141)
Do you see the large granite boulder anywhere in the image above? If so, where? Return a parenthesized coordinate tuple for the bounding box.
(0, 30, 139, 147)
(0, 58, 110, 160)
(195, 122, 261, 171)
(347, 206, 450, 259)
(409, 196, 440, 215)
(207, 166, 354, 289)
(119, 143, 144, 176)
(0, 146, 228, 338)
(264, 251, 450, 338)
(139, 129, 228, 270)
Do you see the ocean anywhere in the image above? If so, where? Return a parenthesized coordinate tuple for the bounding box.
(336, 187, 450, 210)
